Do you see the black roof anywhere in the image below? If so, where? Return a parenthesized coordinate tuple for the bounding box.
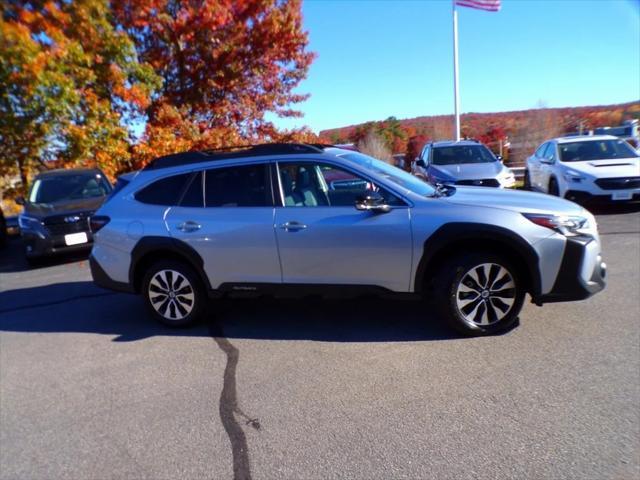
(143, 143, 328, 171)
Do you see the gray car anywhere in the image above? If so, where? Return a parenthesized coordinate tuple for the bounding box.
(90, 144, 606, 336)
(412, 140, 516, 188)
(16, 168, 112, 263)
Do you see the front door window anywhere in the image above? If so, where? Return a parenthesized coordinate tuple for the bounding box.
(277, 162, 403, 208)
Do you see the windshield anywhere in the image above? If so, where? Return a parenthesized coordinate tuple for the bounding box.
(593, 127, 632, 137)
(558, 139, 640, 162)
(29, 173, 112, 204)
(339, 152, 437, 197)
(432, 145, 497, 165)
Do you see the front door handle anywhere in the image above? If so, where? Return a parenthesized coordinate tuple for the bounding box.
(177, 221, 201, 233)
(279, 221, 307, 232)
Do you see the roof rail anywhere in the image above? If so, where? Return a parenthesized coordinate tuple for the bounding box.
(143, 143, 324, 170)
(306, 143, 336, 149)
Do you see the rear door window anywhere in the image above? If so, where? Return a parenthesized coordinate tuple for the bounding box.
(204, 164, 271, 207)
(179, 172, 204, 207)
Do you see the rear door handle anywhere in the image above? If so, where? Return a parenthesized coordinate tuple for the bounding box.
(279, 221, 307, 232)
(177, 221, 201, 233)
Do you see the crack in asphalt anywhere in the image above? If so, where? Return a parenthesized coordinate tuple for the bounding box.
(0, 292, 117, 314)
(208, 317, 260, 480)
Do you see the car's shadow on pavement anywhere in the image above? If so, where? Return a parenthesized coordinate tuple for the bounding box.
(0, 281, 508, 343)
(215, 296, 463, 342)
(587, 203, 640, 216)
(0, 237, 90, 273)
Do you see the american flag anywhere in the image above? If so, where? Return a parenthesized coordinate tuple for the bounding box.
(455, 0, 501, 12)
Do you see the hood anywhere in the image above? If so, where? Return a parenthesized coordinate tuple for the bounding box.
(443, 186, 584, 215)
(431, 161, 504, 180)
(23, 196, 106, 219)
(562, 157, 640, 177)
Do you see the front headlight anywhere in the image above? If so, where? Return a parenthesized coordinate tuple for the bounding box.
(18, 215, 42, 230)
(523, 213, 591, 237)
(563, 170, 585, 183)
(498, 169, 516, 186)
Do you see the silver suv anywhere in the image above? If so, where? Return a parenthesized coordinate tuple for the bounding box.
(412, 140, 516, 188)
(90, 144, 606, 336)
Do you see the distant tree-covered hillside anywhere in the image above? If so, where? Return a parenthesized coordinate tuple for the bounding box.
(319, 101, 640, 165)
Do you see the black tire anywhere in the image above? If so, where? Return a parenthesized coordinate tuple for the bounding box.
(433, 252, 525, 336)
(25, 254, 43, 267)
(142, 260, 206, 327)
(548, 177, 559, 196)
(523, 170, 531, 190)
(0, 220, 6, 248)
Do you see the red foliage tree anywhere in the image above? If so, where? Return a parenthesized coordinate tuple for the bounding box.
(113, 0, 316, 163)
(405, 135, 429, 170)
(478, 126, 507, 147)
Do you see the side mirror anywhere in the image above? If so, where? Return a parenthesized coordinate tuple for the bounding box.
(416, 159, 426, 168)
(355, 191, 391, 213)
(541, 156, 554, 165)
(15, 196, 25, 206)
(496, 155, 503, 162)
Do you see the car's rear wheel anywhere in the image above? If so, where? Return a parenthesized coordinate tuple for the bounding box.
(142, 260, 206, 327)
(434, 253, 525, 336)
(523, 169, 531, 190)
(548, 177, 559, 196)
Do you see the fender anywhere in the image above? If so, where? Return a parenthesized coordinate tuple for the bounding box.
(414, 223, 541, 296)
(129, 236, 213, 291)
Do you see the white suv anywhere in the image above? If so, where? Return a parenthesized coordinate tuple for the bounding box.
(525, 135, 640, 204)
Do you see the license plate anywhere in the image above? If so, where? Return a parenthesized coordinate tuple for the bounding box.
(612, 191, 632, 201)
(64, 232, 88, 246)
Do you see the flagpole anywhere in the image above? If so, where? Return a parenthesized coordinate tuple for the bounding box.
(452, 0, 461, 141)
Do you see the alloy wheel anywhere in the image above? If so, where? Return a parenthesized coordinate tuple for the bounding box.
(148, 269, 195, 320)
(455, 263, 516, 326)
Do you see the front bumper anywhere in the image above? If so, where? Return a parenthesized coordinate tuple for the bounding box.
(565, 190, 640, 205)
(21, 229, 93, 258)
(535, 235, 606, 304)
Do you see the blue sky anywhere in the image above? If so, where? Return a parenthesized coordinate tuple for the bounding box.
(270, 0, 640, 133)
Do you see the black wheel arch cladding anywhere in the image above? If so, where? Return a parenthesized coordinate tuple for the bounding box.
(130, 236, 212, 293)
(414, 223, 541, 296)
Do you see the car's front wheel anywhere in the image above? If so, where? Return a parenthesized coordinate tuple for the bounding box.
(434, 253, 525, 336)
(142, 260, 206, 327)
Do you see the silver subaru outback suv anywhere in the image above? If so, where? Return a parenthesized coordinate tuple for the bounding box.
(89, 144, 606, 336)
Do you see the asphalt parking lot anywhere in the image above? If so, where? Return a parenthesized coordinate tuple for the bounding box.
(1, 207, 639, 480)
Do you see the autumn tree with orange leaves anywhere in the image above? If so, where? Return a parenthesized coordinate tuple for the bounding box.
(0, 0, 160, 187)
(113, 0, 317, 168)
(1, 0, 316, 188)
